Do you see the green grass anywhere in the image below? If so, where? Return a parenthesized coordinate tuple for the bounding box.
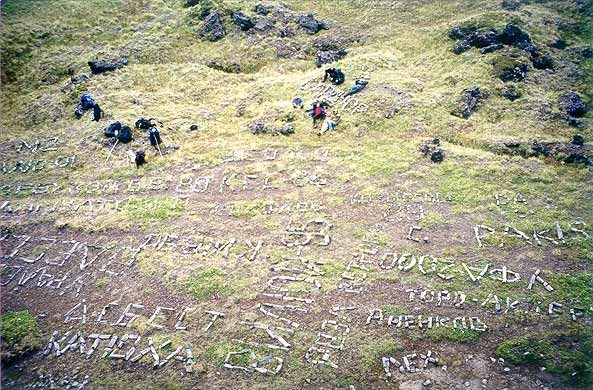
(123, 196, 185, 222)
(0, 311, 41, 360)
(496, 327, 593, 386)
(423, 326, 482, 344)
(184, 267, 231, 300)
(360, 335, 403, 370)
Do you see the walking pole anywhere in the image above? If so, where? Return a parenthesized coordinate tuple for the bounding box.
(155, 140, 163, 157)
(105, 139, 119, 164)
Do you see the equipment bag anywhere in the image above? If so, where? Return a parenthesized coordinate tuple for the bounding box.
(80, 94, 95, 110)
(104, 121, 122, 138)
(117, 126, 133, 143)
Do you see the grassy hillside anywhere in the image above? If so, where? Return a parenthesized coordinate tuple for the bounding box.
(1, 0, 592, 389)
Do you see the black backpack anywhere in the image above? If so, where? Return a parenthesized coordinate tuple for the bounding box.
(93, 104, 102, 122)
(135, 117, 152, 130)
(104, 121, 122, 137)
(117, 126, 133, 143)
(135, 150, 147, 168)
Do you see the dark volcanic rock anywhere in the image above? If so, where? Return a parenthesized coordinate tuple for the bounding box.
(88, 58, 128, 74)
(316, 49, 347, 67)
(572, 134, 584, 146)
(560, 92, 587, 118)
(296, 13, 330, 34)
(499, 24, 536, 53)
(480, 43, 504, 54)
(469, 30, 500, 48)
(232, 11, 254, 31)
(531, 53, 554, 69)
(499, 63, 528, 82)
(494, 139, 593, 166)
(255, 4, 269, 15)
(453, 39, 472, 54)
(184, 0, 204, 7)
(254, 18, 275, 32)
(448, 26, 475, 40)
(550, 37, 567, 49)
(200, 12, 225, 41)
(452, 87, 489, 119)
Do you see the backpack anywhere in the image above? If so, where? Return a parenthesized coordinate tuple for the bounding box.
(93, 104, 102, 122)
(80, 94, 95, 110)
(74, 104, 85, 119)
(117, 126, 133, 143)
(149, 127, 162, 146)
(334, 69, 345, 85)
(135, 117, 152, 130)
(104, 121, 122, 138)
(314, 104, 325, 117)
(135, 150, 147, 167)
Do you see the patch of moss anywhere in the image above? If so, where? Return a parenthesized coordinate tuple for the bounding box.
(184, 267, 231, 300)
(496, 328, 593, 385)
(0, 311, 41, 360)
(123, 196, 185, 222)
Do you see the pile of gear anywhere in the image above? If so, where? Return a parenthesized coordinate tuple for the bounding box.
(74, 94, 103, 121)
(419, 138, 445, 163)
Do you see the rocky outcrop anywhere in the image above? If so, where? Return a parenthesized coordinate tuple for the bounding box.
(200, 12, 225, 41)
(451, 87, 489, 118)
(560, 92, 587, 118)
(296, 13, 330, 34)
(88, 58, 128, 74)
(232, 12, 254, 31)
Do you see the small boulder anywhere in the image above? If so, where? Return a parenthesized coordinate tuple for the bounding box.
(316, 49, 347, 67)
(448, 26, 475, 40)
(560, 92, 587, 117)
(550, 37, 567, 49)
(280, 124, 295, 135)
(572, 134, 584, 146)
(531, 53, 554, 69)
(232, 11, 254, 31)
(499, 63, 528, 82)
(469, 30, 500, 48)
(452, 87, 489, 119)
(88, 58, 128, 74)
(296, 13, 330, 34)
(200, 12, 225, 41)
(255, 4, 269, 15)
(499, 24, 536, 53)
(254, 18, 275, 32)
(453, 39, 472, 54)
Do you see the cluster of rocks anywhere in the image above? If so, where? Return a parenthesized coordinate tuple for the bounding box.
(88, 57, 128, 74)
(250, 121, 295, 136)
(451, 86, 489, 118)
(560, 91, 587, 126)
(28, 372, 90, 389)
(193, 3, 330, 42)
(419, 138, 445, 163)
(494, 134, 592, 166)
(449, 23, 556, 82)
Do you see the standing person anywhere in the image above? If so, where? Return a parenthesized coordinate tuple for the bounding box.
(344, 79, 368, 98)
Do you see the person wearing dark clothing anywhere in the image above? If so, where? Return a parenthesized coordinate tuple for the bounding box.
(93, 104, 103, 122)
(323, 68, 345, 85)
(344, 79, 368, 98)
(310, 101, 329, 128)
